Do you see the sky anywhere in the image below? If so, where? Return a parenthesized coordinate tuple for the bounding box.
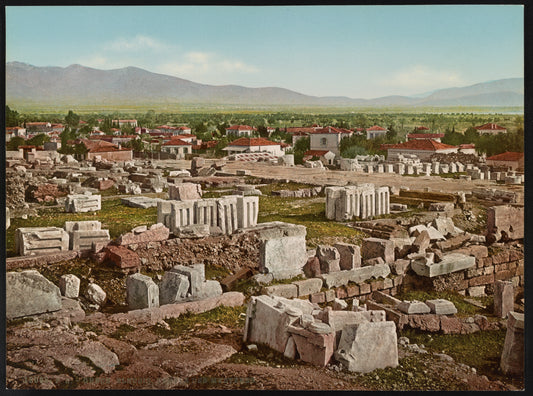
(5, 5, 524, 99)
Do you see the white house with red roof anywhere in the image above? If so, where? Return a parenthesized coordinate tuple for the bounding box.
(474, 123, 507, 135)
(486, 151, 524, 171)
(223, 137, 283, 157)
(308, 126, 353, 157)
(366, 125, 388, 140)
(385, 140, 458, 161)
(112, 119, 138, 128)
(225, 125, 256, 137)
(161, 138, 193, 159)
(5, 127, 26, 142)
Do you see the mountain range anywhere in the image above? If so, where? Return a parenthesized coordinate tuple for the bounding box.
(6, 61, 524, 108)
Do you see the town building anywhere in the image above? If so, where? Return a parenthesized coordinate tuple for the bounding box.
(225, 125, 256, 137)
(486, 151, 524, 171)
(112, 119, 138, 128)
(308, 126, 353, 157)
(385, 140, 458, 161)
(407, 133, 445, 142)
(366, 125, 388, 139)
(223, 137, 283, 157)
(161, 138, 193, 159)
(80, 138, 133, 161)
(5, 127, 26, 142)
(474, 123, 507, 135)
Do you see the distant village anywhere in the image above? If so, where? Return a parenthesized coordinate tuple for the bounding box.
(4, 118, 524, 173)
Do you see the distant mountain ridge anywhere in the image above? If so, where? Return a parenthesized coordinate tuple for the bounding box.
(6, 62, 524, 108)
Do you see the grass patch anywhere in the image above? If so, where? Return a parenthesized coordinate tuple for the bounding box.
(6, 317, 35, 327)
(355, 353, 469, 391)
(257, 182, 317, 195)
(269, 274, 306, 285)
(400, 328, 512, 382)
(394, 290, 493, 317)
(439, 172, 467, 179)
(258, 195, 366, 247)
(109, 324, 137, 340)
(227, 343, 304, 368)
(6, 198, 157, 257)
(204, 264, 232, 280)
(150, 305, 247, 338)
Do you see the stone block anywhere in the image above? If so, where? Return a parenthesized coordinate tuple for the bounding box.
(325, 289, 336, 302)
(428, 202, 455, 212)
(65, 193, 101, 212)
(220, 268, 253, 292)
(361, 237, 394, 263)
(64, 220, 102, 233)
(293, 278, 323, 297)
(168, 183, 202, 201)
(431, 217, 456, 236)
(310, 292, 326, 304)
(59, 274, 80, 298)
(363, 257, 385, 266)
(334, 321, 398, 373)
(288, 325, 336, 366)
(6, 270, 62, 319)
(397, 300, 431, 314)
(336, 286, 348, 299)
(118, 223, 169, 245)
(500, 312, 524, 376)
(86, 283, 106, 306)
(390, 259, 410, 275)
(346, 284, 359, 297)
(253, 222, 307, 279)
(264, 284, 298, 299)
(303, 256, 321, 278)
(126, 273, 159, 310)
(412, 230, 431, 254)
(372, 290, 401, 307)
(236, 196, 259, 229)
(334, 243, 361, 270)
(197, 280, 223, 300)
(486, 205, 524, 243)
(316, 245, 341, 273)
(105, 245, 141, 269)
(16, 227, 70, 256)
(319, 264, 391, 289)
(121, 196, 164, 209)
(170, 264, 205, 297)
(494, 280, 514, 319)
(411, 253, 475, 277)
(467, 286, 486, 297)
(425, 299, 457, 315)
(159, 271, 190, 305)
(71, 229, 110, 251)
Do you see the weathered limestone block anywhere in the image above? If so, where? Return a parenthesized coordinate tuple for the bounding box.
(431, 217, 456, 236)
(425, 299, 457, 315)
(303, 256, 321, 278)
(411, 230, 431, 254)
(316, 245, 341, 273)
(494, 280, 514, 319)
(168, 183, 203, 201)
(334, 243, 362, 270)
(411, 253, 475, 277)
(159, 271, 190, 305)
(65, 193, 101, 212)
(6, 207, 10, 229)
(197, 280, 223, 300)
(429, 202, 454, 212)
(361, 237, 395, 263)
(71, 229, 110, 251)
(170, 264, 205, 297)
(126, 273, 159, 310)
(319, 264, 391, 289)
(287, 325, 336, 366)
(6, 270, 62, 319)
(293, 278, 323, 297)
(264, 284, 298, 299)
(250, 222, 307, 280)
(236, 196, 259, 229)
(500, 312, 524, 376)
(397, 300, 431, 314)
(64, 220, 102, 233)
(216, 195, 239, 235)
(169, 200, 196, 234)
(16, 227, 69, 256)
(121, 196, 164, 209)
(486, 205, 524, 243)
(59, 274, 81, 298)
(86, 283, 107, 306)
(157, 200, 177, 228)
(334, 321, 398, 373)
(118, 223, 169, 245)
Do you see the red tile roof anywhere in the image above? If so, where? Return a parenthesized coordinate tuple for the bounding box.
(459, 144, 476, 149)
(475, 123, 506, 131)
(387, 140, 457, 151)
(227, 125, 254, 131)
(416, 126, 430, 130)
(407, 133, 445, 139)
(81, 138, 132, 153)
(177, 126, 191, 130)
(304, 150, 332, 156)
(162, 138, 192, 146)
(366, 125, 387, 131)
(308, 127, 352, 135)
(228, 137, 280, 146)
(175, 134, 195, 139)
(486, 151, 524, 161)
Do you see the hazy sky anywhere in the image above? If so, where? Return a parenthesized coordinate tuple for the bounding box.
(6, 5, 524, 99)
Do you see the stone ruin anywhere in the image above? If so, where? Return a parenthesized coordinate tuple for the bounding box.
(500, 312, 524, 376)
(243, 294, 398, 372)
(157, 195, 259, 237)
(326, 184, 390, 221)
(485, 205, 524, 244)
(65, 192, 101, 213)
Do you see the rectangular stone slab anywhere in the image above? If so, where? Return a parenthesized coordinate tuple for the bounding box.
(411, 253, 475, 277)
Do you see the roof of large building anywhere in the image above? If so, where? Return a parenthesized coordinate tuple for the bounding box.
(475, 123, 507, 131)
(228, 137, 280, 146)
(486, 151, 524, 161)
(81, 138, 132, 153)
(366, 125, 387, 131)
(387, 140, 457, 151)
(308, 126, 352, 135)
(162, 138, 192, 146)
